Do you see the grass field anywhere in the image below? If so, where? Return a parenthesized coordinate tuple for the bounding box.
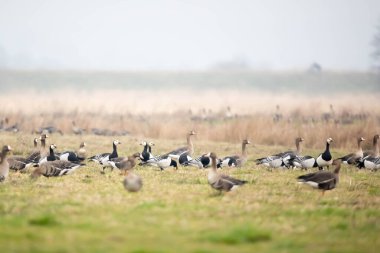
(0, 133, 379, 253)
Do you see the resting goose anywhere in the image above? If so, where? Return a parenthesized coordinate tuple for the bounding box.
(31, 160, 82, 178)
(183, 153, 222, 169)
(297, 159, 341, 195)
(59, 142, 87, 163)
(0, 145, 12, 182)
(38, 144, 59, 165)
(338, 137, 365, 165)
(206, 152, 247, 192)
(72, 121, 86, 135)
(123, 170, 143, 192)
(88, 140, 121, 171)
(315, 138, 334, 170)
(288, 155, 317, 170)
(221, 139, 250, 168)
(107, 153, 140, 175)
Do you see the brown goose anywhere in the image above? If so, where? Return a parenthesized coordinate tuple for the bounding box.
(206, 152, 247, 191)
(297, 159, 341, 195)
(31, 160, 82, 178)
(107, 152, 140, 175)
(220, 139, 250, 167)
(0, 145, 12, 181)
(123, 170, 143, 192)
(339, 137, 365, 165)
(363, 134, 379, 158)
(27, 134, 48, 164)
(165, 130, 196, 159)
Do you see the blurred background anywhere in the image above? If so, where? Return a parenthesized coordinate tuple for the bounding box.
(0, 0, 380, 148)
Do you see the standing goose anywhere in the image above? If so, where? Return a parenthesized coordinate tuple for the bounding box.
(206, 152, 247, 192)
(38, 144, 59, 165)
(165, 130, 196, 159)
(338, 137, 365, 165)
(139, 141, 156, 164)
(221, 139, 250, 168)
(107, 153, 140, 175)
(88, 140, 121, 171)
(59, 142, 87, 163)
(123, 170, 143, 192)
(357, 135, 380, 170)
(315, 138, 334, 170)
(31, 160, 82, 178)
(297, 159, 341, 195)
(0, 145, 12, 182)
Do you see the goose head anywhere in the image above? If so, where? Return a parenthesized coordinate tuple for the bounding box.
(40, 134, 48, 140)
(358, 137, 365, 142)
(50, 144, 57, 150)
(296, 137, 304, 143)
(113, 140, 121, 145)
(80, 142, 86, 148)
(148, 142, 155, 147)
(140, 141, 147, 146)
(189, 130, 196, 136)
(2, 145, 12, 154)
(326, 138, 333, 144)
(242, 139, 251, 145)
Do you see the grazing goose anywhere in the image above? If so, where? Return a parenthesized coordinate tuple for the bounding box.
(123, 170, 143, 192)
(31, 160, 82, 178)
(0, 145, 12, 182)
(338, 137, 365, 165)
(38, 144, 59, 165)
(206, 152, 247, 192)
(106, 153, 140, 175)
(221, 139, 250, 168)
(59, 142, 87, 163)
(288, 155, 317, 170)
(145, 155, 178, 171)
(183, 153, 222, 169)
(88, 140, 121, 172)
(297, 159, 341, 195)
(256, 137, 304, 168)
(315, 138, 334, 170)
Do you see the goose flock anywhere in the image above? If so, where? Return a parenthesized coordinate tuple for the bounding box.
(0, 131, 378, 195)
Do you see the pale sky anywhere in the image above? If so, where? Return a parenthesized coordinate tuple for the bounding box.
(0, 0, 379, 71)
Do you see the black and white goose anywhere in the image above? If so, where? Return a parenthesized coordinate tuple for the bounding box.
(145, 154, 178, 171)
(38, 144, 59, 165)
(256, 137, 304, 168)
(220, 139, 250, 168)
(59, 142, 87, 163)
(0, 145, 12, 182)
(315, 138, 334, 170)
(297, 159, 341, 195)
(31, 160, 82, 178)
(338, 137, 365, 165)
(88, 140, 121, 171)
(183, 153, 222, 169)
(107, 153, 140, 175)
(206, 152, 247, 192)
(139, 141, 156, 164)
(288, 155, 317, 170)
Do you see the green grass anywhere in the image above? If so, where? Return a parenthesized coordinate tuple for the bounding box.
(0, 133, 379, 253)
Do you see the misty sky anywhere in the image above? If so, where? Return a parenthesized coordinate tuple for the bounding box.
(0, 0, 379, 71)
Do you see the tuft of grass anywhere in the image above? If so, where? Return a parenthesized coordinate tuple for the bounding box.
(203, 226, 271, 245)
(28, 215, 59, 227)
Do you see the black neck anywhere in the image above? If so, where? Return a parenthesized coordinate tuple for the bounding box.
(325, 142, 330, 153)
(48, 147, 55, 158)
(142, 144, 148, 153)
(112, 143, 118, 156)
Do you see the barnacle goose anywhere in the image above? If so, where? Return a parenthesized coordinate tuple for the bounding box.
(220, 139, 250, 168)
(315, 138, 334, 170)
(88, 140, 121, 172)
(59, 142, 87, 163)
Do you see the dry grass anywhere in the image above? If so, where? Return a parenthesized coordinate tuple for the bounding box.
(1, 90, 380, 149)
